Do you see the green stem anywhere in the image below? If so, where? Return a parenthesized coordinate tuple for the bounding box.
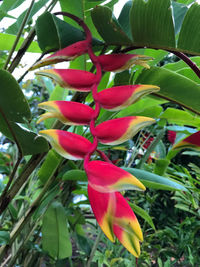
(0, 172, 57, 262)
(86, 229, 102, 267)
(0, 153, 46, 215)
(137, 129, 165, 169)
(3, 0, 35, 70)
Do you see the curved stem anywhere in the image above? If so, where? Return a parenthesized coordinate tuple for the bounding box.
(169, 50, 200, 79)
(120, 46, 200, 80)
(54, 12, 92, 43)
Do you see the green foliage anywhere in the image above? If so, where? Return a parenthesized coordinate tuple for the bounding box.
(136, 66, 200, 115)
(42, 201, 72, 259)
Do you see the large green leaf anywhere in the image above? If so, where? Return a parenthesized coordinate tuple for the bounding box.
(0, 70, 31, 122)
(0, 33, 41, 53)
(42, 201, 72, 259)
(130, 0, 175, 49)
(0, 113, 49, 155)
(136, 67, 200, 115)
(123, 167, 187, 191)
(91, 6, 132, 45)
(178, 3, 200, 55)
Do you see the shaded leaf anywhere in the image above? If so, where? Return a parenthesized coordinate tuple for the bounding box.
(36, 12, 102, 53)
(0, 231, 10, 245)
(62, 170, 87, 182)
(0, 70, 31, 122)
(42, 201, 72, 259)
(0, 113, 49, 155)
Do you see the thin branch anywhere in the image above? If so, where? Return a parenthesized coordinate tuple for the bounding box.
(86, 229, 102, 267)
(4, 0, 35, 70)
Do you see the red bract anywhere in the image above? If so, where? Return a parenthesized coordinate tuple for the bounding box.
(36, 69, 97, 91)
(97, 85, 160, 111)
(85, 160, 145, 192)
(94, 116, 155, 145)
(98, 54, 152, 72)
(173, 131, 200, 151)
(167, 130, 176, 144)
(38, 101, 94, 125)
(39, 129, 92, 160)
(88, 185, 143, 257)
(30, 40, 89, 70)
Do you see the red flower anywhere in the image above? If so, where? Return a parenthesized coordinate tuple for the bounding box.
(167, 130, 176, 144)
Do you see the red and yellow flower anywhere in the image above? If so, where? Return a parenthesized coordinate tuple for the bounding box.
(36, 12, 159, 258)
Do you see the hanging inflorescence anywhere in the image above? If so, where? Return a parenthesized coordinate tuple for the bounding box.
(32, 12, 160, 257)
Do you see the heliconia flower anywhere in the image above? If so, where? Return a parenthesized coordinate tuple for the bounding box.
(85, 160, 146, 192)
(94, 116, 155, 145)
(30, 40, 89, 70)
(172, 131, 200, 151)
(35, 69, 96, 92)
(39, 129, 92, 160)
(88, 184, 116, 242)
(97, 54, 152, 72)
(97, 85, 160, 111)
(113, 192, 143, 257)
(88, 185, 143, 257)
(37, 101, 94, 125)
